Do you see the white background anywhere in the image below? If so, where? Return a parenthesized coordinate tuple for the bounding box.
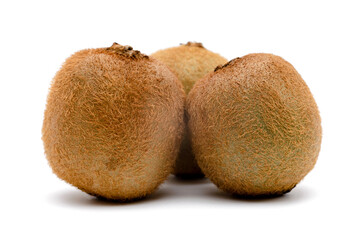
(0, 0, 359, 239)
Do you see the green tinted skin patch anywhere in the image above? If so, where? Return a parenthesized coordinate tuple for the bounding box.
(187, 53, 322, 196)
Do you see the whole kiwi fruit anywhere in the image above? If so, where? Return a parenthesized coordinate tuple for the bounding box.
(187, 53, 322, 196)
(151, 42, 227, 178)
(42, 43, 185, 201)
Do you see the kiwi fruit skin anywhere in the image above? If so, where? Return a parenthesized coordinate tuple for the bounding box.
(42, 43, 185, 201)
(151, 42, 227, 178)
(187, 53, 322, 196)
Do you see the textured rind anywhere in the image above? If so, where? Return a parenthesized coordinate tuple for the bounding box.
(151, 43, 227, 94)
(187, 53, 322, 196)
(42, 46, 185, 201)
(151, 43, 227, 177)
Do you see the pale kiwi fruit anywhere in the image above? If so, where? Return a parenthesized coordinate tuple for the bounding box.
(42, 43, 185, 201)
(151, 42, 227, 178)
(187, 53, 322, 196)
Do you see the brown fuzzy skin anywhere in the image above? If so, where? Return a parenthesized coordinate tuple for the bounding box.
(187, 53, 322, 196)
(42, 43, 185, 201)
(151, 42, 227, 178)
(151, 42, 227, 94)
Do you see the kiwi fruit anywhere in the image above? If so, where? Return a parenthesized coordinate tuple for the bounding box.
(151, 42, 227, 178)
(42, 43, 185, 201)
(187, 53, 322, 196)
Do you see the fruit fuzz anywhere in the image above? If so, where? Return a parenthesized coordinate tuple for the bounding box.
(42, 43, 185, 201)
(187, 53, 322, 196)
(151, 42, 227, 178)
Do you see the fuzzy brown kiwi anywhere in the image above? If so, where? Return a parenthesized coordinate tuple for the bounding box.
(151, 42, 227, 178)
(42, 43, 185, 201)
(187, 53, 322, 196)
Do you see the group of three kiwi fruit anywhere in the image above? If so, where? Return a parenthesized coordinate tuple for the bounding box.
(42, 42, 322, 201)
